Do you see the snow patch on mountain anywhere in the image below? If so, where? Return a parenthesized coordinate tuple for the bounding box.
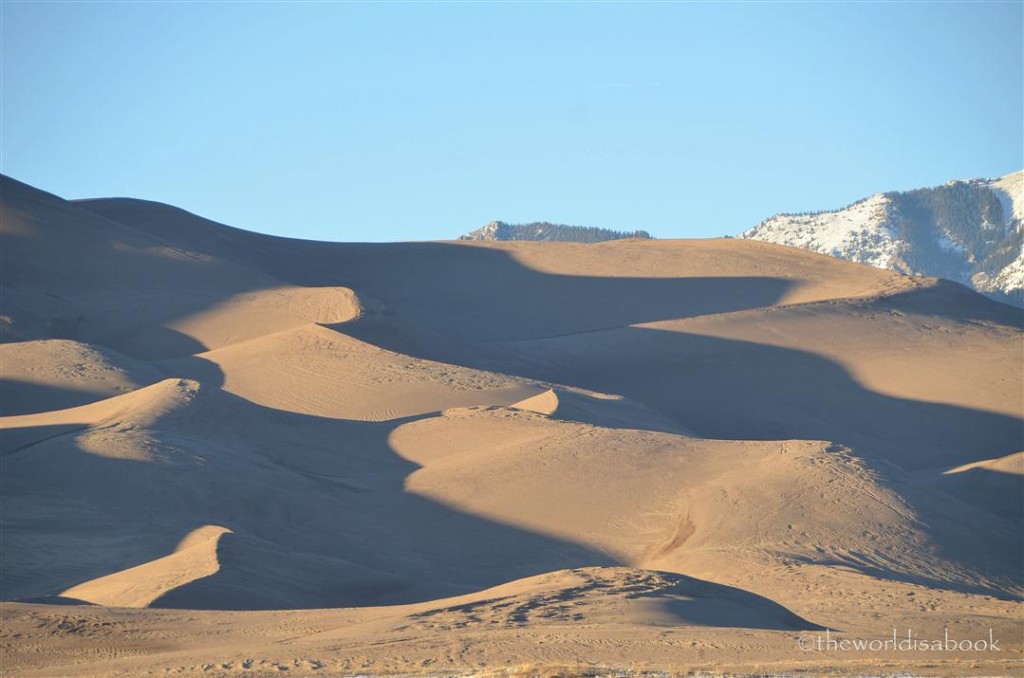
(988, 171, 1024, 225)
(741, 171, 1023, 306)
(743, 194, 897, 270)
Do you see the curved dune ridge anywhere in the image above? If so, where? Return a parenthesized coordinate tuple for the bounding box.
(945, 451, 1024, 476)
(510, 388, 562, 415)
(154, 322, 546, 422)
(0, 338, 162, 415)
(1, 174, 1022, 676)
(0, 177, 364, 361)
(5, 377, 205, 429)
(509, 387, 691, 434)
(61, 525, 231, 608)
(1, 377, 207, 459)
(93, 285, 365, 361)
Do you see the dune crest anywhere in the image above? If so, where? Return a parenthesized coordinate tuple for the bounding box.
(509, 386, 689, 434)
(61, 525, 231, 607)
(0, 339, 162, 415)
(510, 388, 561, 415)
(96, 285, 364, 360)
(945, 451, 1023, 476)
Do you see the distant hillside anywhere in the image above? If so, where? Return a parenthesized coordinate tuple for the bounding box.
(460, 221, 653, 243)
(741, 171, 1023, 306)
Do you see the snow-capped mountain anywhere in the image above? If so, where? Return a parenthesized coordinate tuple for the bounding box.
(741, 171, 1023, 306)
(460, 221, 652, 243)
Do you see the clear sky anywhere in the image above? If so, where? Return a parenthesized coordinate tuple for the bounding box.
(2, 2, 1021, 242)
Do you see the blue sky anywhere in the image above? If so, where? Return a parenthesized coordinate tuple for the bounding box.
(2, 2, 1021, 242)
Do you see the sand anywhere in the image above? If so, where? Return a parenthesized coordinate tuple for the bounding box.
(1, 173, 1021, 676)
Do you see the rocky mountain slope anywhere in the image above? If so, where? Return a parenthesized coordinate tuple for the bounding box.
(741, 171, 1023, 305)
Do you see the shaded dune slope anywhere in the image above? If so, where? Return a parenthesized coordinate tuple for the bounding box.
(2, 177, 363, 360)
(0, 338, 162, 415)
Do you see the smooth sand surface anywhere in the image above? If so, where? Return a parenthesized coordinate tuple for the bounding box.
(1, 174, 1022, 676)
(0, 339, 161, 415)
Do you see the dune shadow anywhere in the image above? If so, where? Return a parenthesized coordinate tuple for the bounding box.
(878, 278, 1024, 329)
(504, 324, 1023, 470)
(275, 242, 798, 345)
(932, 466, 1024, 526)
(69, 201, 800, 344)
(646, 572, 828, 631)
(1, 177, 287, 359)
(0, 328, 218, 418)
(0, 379, 108, 416)
(96, 326, 210, 362)
(153, 352, 228, 389)
(10, 595, 95, 606)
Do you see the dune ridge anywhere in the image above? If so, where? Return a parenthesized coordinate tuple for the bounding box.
(945, 451, 1023, 476)
(61, 525, 231, 607)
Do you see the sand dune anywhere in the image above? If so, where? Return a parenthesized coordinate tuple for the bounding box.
(1, 175, 1021, 676)
(4, 379, 616, 608)
(1, 177, 362, 361)
(0, 338, 161, 415)
(946, 451, 1024, 475)
(937, 452, 1024, 523)
(157, 323, 545, 421)
(390, 405, 1016, 601)
(93, 285, 363, 361)
(78, 195, 918, 345)
(509, 387, 689, 433)
(487, 290, 1021, 472)
(61, 525, 231, 607)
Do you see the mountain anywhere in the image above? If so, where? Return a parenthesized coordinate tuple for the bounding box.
(740, 171, 1023, 305)
(2, 173, 1022, 676)
(460, 220, 652, 243)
